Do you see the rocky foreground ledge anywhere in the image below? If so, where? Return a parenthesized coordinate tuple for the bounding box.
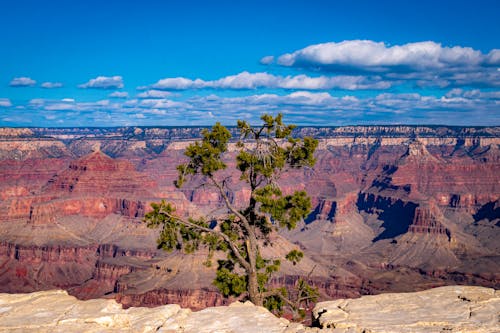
(0, 286, 498, 333)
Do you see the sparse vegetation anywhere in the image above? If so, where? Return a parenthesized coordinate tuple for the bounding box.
(145, 113, 319, 319)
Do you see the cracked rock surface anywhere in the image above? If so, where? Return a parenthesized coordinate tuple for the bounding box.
(312, 285, 499, 333)
(0, 290, 296, 333)
(0, 286, 498, 332)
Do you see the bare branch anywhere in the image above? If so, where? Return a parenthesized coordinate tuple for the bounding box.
(208, 175, 256, 239)
(161, 209, 250, 271)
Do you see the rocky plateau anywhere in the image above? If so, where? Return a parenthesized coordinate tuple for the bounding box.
(0, 286, 498, 332)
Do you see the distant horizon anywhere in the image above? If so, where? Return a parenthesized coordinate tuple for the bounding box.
(2, 123, 499, 130)
(0, 0, 498, 127)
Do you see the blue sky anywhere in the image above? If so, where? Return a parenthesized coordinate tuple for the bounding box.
(0, 0, 499, 127)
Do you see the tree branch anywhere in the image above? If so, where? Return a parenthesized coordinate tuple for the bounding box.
(261, 289, 296, 308)
(160, 209, 251, 271)
(208, 175, 256, 239)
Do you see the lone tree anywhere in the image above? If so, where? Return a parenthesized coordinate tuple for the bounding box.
(145, 113, 319, 315)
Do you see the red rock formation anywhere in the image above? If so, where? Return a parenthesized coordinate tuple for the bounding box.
(44, 150, 156, 196)
(0, 242, 97, 263)
(309, 199, 336, 222)
(116, 287, 229, 310)
(28, 198, 149, 225)
(409, 204, 450, 238)
(0, 242, 98, 293)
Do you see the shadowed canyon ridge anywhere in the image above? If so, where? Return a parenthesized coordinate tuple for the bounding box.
(0, 126, 499, 309)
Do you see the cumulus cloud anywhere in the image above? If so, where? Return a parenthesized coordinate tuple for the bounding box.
(109, 91, 129, 98)
(9, 77, 36, 87)
(275, 40, 500, 88)
(44, 103, 75, 111)
(189, 91, 499, 125)
(149, 71, 390, 90)
(260, 55, 274, 65)
(0, 98, 12, 107)
(278, 74, 391, 90)
(277, 40, 489, 70)
(152, 77, 205, 90)
(135, 98, 190, 110)
(445, 88, 500, 99)
(3, 89, 499, 126)
(136, 90, 173, 99)
(41, 82, 63, 89)
(79, 76, 124, 89)
(486, 49, 500, 65)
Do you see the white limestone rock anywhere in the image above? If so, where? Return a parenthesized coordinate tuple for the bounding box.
(0, 286, 498, 333)
(0, 290, 298, 333)
(313, 285, 499, 333)
(167, 301, 291, 333)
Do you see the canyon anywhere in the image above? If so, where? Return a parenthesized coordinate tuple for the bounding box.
(0, 125, 498, 310)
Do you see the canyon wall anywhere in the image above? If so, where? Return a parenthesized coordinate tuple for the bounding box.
(0, 125, 498, 309)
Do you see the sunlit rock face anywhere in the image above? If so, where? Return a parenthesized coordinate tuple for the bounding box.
(0, 290, 292, 333)
(0, 126, 498, 309)
(0, 286, 497, 333)
(313, 285, 500, 333)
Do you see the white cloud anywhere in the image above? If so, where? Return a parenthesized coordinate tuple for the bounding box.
(445, 88, 500, 99)
(212, 72, 277, 89)
(277, 40, 484, 70)
(486, 49, 500, 65)
(136, 90, 173, 99)
(4, 89, 499, 126)
(278, 74, 391, 90)
(0, 98, 12, 107)
(109, 91, 129, 98)
(9, 77, 36, 87)
(184, 90, 500, 125)
(61, 98, 75, 102)
(149, 71, 390, 91)
(138, 98, 190, 109)
(44, 103, 75, 111)
(41, 82, 63, 89)
(29, 98, 45, 105)
(275, 40, 500, 88)
(260, 55, 274, 65)
(152, 77, 205, 90)
(79, 76, 124, 89)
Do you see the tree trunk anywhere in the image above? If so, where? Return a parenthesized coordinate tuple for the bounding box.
(247, 268, 262, 306)
(245, 237, 262, 306)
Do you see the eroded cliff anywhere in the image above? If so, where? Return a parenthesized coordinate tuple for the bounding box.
(0, 125, 498, 309)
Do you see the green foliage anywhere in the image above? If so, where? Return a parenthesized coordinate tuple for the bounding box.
(213, 267, 247, 297)
(175, 122, 231, 187)
(264, 287, 287, 314)
(255, 188, 312, 230)
(286, 136, 318, 168)
(144, 113, 319, 316)
(145, 200, 179, 251)
(145, 200, 213, 253)
(297, 277, 319, 302)
(256, 255, 281, 291)
(285, 249, 304, 265)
